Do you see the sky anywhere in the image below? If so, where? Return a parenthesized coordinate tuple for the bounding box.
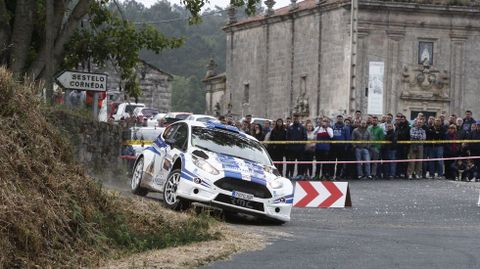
(134, 0, 292, 10)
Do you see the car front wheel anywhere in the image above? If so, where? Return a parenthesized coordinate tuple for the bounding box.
(163, 169, 191, 210)
(131, 158, 149, 196)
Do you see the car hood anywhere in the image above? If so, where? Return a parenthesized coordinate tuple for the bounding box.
(195, 151, 278, 185)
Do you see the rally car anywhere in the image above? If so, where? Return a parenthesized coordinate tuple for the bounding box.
(130, 120, 294, 223)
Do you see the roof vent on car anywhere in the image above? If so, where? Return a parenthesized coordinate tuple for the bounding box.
(205, 120, 242, 134)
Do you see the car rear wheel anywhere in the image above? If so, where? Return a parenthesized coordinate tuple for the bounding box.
(131, 158, 148, 196)
(163, 169, 191, 210)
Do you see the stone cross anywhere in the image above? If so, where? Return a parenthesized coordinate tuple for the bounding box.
(227, 5, 237, 24)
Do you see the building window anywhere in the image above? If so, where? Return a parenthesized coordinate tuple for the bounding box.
(418, 41, 434, 65)
(243, 83, 249, 104)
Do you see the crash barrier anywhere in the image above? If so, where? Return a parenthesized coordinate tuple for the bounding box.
(272, 155, 480, 165)
(262, 139, 480, 144)
(293, 181, 352, 208)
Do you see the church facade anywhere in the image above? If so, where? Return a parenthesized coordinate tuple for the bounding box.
(214, 0, 480, 120)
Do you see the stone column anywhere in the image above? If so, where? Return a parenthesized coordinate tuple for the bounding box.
(354, 29, 369, 113)
(386, 30, 404, 114)
(449, 33, 467, 114)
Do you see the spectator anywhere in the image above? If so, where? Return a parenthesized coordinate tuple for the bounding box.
(422, 116, 435, 178)
(462, 110, 475, 132)
(368, 116, 385, 178)
(383, 123, 397, 179)
(241, 120, 252, 135)
(456, 117, 469, 156)
(332, 115, 351, 179)
(451, 159, 466, 181)
(352, 120, 372, 179)
(315, 118, 334, 180)
(285, 116, 292, 128)
(396, 115, 411, 178)
(268, 119, 287, 176)
(445, 124, 460, 180)
(263, 120, 272, 135)
(440, 113, 448, 128)
(354, 110, 362, 122)
(467, 122, 480, 181)
(465, 159, 478, 182)
(426, 118, 446, 179)
(304, 122, 316, 178)
(218, 115, 226, 124)
(252, 123, 265, 141)
(407, 118, 426, 179)
(286, 114, 307, 179)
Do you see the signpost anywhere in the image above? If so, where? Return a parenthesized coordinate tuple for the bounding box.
(55, 70, 108, 117)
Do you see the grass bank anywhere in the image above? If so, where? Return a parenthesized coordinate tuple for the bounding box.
(0, 68, 219, 268)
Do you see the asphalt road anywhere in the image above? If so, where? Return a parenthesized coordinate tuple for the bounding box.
(203, 179, 480, 269)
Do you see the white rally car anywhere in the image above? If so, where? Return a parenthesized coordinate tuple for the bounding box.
(130, 120, 294, 223)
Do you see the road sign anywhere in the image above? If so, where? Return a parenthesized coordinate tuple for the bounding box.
(55, 70, 107, 92)
(293, 181, 352, 208)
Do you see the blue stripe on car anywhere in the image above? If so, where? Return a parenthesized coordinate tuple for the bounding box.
(145, 146, 161, 155)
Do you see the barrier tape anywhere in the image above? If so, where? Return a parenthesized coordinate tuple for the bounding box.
(122, 139, 480, 146)
(123, 140, 153, 146)
(272, 155, 480, 165)
(262, 140, 480, 144)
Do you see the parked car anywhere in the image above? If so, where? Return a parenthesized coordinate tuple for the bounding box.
(185, 114, 217, 123)
(163, 112, 192, 126)
(112, 102, 145, 121)
(147, 113, 167, 127)
(133, 107, 159, 126)
(130, 120, 294, 224)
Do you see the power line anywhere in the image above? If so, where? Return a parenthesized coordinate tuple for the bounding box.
(131, 8, 228, 25)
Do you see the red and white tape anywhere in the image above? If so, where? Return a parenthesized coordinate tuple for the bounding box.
(273, 155, 480, 165)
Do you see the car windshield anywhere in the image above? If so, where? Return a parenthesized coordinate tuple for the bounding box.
(191, 127, 271, 165)
(176, 114, 190, 120)
(126, 105, 143, 114)
(142, 109, 159, 117)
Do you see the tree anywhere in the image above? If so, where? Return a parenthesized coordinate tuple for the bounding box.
(0, 0, 260, 98)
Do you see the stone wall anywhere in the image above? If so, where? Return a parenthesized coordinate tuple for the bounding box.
(46, 109, 124, 173)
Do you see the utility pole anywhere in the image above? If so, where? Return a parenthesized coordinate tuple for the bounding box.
(349, 0, 358, 113)
(45, 0, 54, 104)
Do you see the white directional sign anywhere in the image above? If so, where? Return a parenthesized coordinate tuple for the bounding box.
(55, 70, 107, 92)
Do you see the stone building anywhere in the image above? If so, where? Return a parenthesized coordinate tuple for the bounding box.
(99, 60, 173, 112)
(215, 0, 480, 120)
(203, 59, 228, 116)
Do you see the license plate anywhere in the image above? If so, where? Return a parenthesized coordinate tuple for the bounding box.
(232, 190, 254, 200)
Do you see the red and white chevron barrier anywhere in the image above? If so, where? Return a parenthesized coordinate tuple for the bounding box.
(293, 181, 352, 208)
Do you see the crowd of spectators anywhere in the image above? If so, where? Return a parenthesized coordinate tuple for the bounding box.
(219, 110, 480, 182)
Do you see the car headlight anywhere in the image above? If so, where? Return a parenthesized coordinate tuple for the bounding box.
(268, 178, 284, 189)
(192, 156, 219, 175)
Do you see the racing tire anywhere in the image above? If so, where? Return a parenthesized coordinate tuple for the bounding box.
(163, 169, 191, 211)
(131, 157, 149, 196)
